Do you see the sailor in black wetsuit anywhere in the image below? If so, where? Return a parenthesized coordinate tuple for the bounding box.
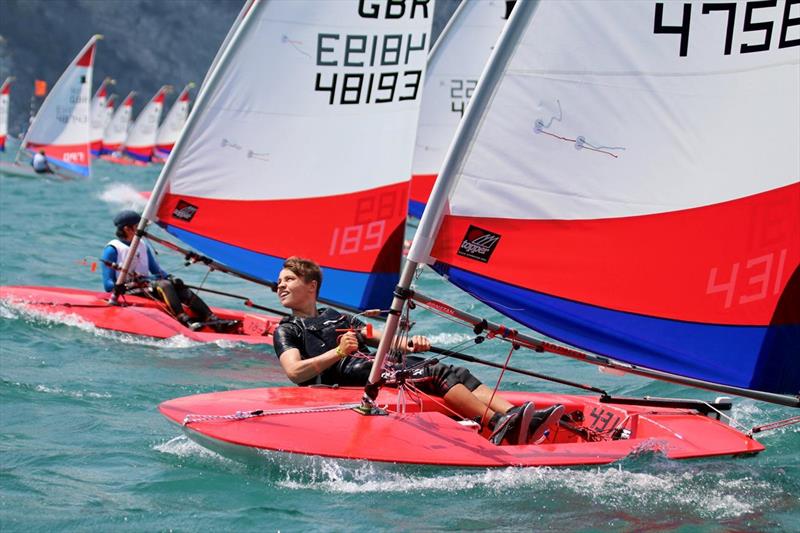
(272, 256, 564, 445)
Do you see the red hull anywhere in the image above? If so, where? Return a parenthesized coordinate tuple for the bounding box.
(0, 285, 279, 345)
(99, 154, 149, 167)
(159, 387, 764, 467)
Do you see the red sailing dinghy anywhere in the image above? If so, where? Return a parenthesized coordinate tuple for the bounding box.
(159, 0, 799, 467)
(0, 285, 280, 344)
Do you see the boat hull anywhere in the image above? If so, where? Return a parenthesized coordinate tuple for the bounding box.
(159, 387, 764, 467)
(0, 285, 279, 345)
(0, 160, 66, 179)
(98, 154, 149, 166)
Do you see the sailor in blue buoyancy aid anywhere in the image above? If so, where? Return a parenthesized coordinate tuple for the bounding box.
(101, 210, 219, 331)
(271, 256, 564, 445)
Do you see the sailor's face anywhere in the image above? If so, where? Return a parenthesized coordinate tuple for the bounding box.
(276, 268, 316, 309)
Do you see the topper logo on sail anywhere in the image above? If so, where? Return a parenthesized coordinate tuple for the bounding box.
(457, 225, 501, 263)
(172, 200, 198, 222)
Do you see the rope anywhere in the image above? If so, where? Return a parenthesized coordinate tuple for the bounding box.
(183, 402, 361, 425)
(751, 415, 800, 435)
(481, 337, 517, 429)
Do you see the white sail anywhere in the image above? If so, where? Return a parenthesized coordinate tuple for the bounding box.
(102, 91, 134, 154)
(90, 77, 114, 155)
(154, 82, 194, 158)
(19, 35, 101, 177)
(101, 94, 117, 132)
(124, 85, 170, 162)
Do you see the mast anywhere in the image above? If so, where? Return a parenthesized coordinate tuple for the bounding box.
(363, 0, 542, 405)
(113, 1, 263, 301)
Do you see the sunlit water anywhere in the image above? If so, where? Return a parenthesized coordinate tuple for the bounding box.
(1, 143, 798, 531)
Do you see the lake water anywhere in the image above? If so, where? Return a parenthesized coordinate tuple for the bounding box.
(1, 145, 798, 531)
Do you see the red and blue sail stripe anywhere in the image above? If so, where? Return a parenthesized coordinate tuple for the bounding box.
(124, 145, 154, 162)
(156, 182, 408, 312)
(408, 173, 435, 219)
(430, 183, 800, 395)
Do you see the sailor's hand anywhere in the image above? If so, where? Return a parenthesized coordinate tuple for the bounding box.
(338, 331, 359, 356)
(409, 335, 430, 353)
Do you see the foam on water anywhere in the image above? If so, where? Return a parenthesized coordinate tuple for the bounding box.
(97, 183, 148, 209)
(0, 300, 200, 349)
(276, 458, 776, 520)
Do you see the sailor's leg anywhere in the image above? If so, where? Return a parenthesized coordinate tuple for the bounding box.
(442, 383, 497, 427)
(172, 279, 214, 321)
(471, 384, 515, 414)
(151, 279, 185, 318)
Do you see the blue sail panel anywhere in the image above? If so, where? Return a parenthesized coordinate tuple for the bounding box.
(164, 225, 396, 313)
(435, 264, 800, 396)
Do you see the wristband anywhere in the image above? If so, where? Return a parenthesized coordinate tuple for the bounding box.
(336, 346, 347, 359)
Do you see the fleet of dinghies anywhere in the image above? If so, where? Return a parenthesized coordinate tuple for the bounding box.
(0, 38, 195, 177)
(1, 0, 798, 469)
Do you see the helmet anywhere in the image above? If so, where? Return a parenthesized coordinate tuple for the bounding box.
(113, 210, 141, 228)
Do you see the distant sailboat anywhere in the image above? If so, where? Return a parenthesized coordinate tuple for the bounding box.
(123, 84, 170, 163)
(409, 0, 509, 218)
(0, 76, 13, 152)
(101, 91, 134, 155)
(0, 35, 101, 179)
(101, 93, 117, 134)
(89, 77, 114, 156)
(153, 82, 195, 161)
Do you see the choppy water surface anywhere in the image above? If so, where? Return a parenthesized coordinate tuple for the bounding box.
(1, 145, 798, 532)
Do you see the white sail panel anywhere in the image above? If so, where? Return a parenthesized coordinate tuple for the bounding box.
(90, 78, 113, 155)
(155, 83, 194, 158)
(125, 85, 169, 161)
(102, 94, 116, 132)
(165, 0, 430, 200)
(409, 0, 510, 217)
(102, 91, 134, 153)
(445, 1, 799, 221)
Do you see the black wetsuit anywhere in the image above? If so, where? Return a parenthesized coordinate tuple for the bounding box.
(273, 308, 483, 395)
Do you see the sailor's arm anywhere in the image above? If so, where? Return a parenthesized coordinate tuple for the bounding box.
(278, 331, 359, 384)
(365, 327, 430, 353)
